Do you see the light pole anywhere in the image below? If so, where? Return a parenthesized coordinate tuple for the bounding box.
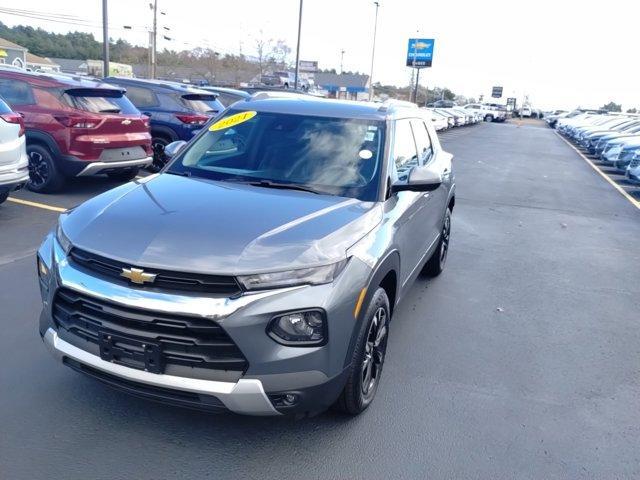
(340, 49, 345, 74)
(102, 0, 109, 77)
(293, 0, 303, 90)
(368, 1, 380, 101)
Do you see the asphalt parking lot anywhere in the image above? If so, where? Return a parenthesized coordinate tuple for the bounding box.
(1, 122, 639, 479)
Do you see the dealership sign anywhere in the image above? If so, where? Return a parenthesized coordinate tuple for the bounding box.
(406, 39, 435, 67)
(492, 86, 503, 98)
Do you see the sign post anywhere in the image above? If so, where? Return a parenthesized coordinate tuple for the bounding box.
(406, 38, 435, 104)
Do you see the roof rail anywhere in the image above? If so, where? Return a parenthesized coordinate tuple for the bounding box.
(378, 99, 418, 112)
(250, 90, 311, 101)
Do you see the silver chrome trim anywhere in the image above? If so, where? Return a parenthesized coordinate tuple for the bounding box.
(44, 328, 280, 416)
(53, 239, 302, 320)
(76, 156, 153, 176)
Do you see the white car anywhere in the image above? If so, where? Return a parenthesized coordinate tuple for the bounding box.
(425, 108, 450, 131)
(0, 97, 28, 205)
(464, 103, 506, 122)
(520, 106, 532, 117)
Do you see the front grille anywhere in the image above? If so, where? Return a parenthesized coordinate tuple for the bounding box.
(629, 157, 640, 168)
(69, 247, 242, 296)
(53, 288, 248, 374)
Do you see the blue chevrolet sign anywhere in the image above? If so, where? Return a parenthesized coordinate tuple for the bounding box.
(406, 38, 435, 67)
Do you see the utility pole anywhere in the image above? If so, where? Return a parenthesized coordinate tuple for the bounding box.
(368, 1, 380, 101)
(340, 49, 345, 74)
(151, 0, 158, 79)
(102, 0, 109, 77)
(293, 0, 303, 90)
(413, 68, 420, 104)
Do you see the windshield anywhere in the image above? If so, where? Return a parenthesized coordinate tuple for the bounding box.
(180, 94, 223, 114)
(167, 109, 385, 201)
(63, 89, 139, 114)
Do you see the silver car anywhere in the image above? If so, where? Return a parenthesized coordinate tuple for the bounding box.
(0, 97, 28, 205)
(37, 97, 455, 416)
(626, 151, 640, 185)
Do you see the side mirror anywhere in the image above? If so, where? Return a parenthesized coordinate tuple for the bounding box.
(164, 140, 187, 159)
(392, 165, 442, 193)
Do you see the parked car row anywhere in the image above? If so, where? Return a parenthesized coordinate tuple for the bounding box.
(424, 106, 486, 131)
(0, 68, 226, 194)
(555, 112, 640, 185)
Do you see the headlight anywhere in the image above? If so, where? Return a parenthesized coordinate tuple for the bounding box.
(267, 310, 326, 346)
(237, 259, 348, 291)
(56, 218, 72, 253)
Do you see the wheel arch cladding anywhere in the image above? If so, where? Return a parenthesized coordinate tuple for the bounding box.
(343, 250, 400, 369)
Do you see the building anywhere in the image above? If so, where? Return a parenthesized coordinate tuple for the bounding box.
(49, 58, 88, 75)
(0, 37, 59, 72)
(26, 53, 60, 73)
(314, 72, 370, 101)
(0, 37, 27, 69)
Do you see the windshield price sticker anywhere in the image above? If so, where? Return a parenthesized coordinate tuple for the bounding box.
(210, 111, 257, 131)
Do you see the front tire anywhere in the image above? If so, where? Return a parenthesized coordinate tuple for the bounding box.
(334, 287, 390, 415)
(484, 114, 494, 122)
(0, 191, 8, 205)
(148, 136, 170, 173)
(423, 207, 452, 277)
(27, 144, 65, 193)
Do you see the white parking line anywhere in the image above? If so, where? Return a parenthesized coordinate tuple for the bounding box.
(556, 133, 640, 211)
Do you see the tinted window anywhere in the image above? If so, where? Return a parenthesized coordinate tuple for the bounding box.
(0, 78, 35, 105)
(180, 94, 223, 114)
(33, 87, 65, 110)
(123, 85, 159, 108)
(392, 119, 419, 181)
(410, 119, 433, 164)
(216, 92, 245, 107)
(62, 89, 140, 114)
(0, 96, 12, 113)
(169, 110, 385, 201)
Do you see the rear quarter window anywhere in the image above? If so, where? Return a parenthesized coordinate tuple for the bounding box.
(122, 85, 159, 108)
(0, 78, 35, 106)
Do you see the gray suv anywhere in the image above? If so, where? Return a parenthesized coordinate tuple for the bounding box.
(37, 96, 455, 416)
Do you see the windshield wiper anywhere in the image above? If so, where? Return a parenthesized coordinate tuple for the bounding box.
(165, 170, 191, 177)
(248, 180, 321, 195)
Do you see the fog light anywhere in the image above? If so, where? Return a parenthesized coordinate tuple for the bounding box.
(268, 393, 300, 407)
(268, 310, 326, 346)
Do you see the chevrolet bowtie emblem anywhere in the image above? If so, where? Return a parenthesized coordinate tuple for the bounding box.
(121, 267, 157, 284)
(121, 119, 132, 125)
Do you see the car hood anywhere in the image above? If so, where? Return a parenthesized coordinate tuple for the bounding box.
(62, 174, 382, 275)
(610, 136, 640, 148)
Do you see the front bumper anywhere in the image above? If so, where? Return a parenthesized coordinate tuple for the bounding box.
(37, 233, 369, 416)
(44, 328, 279, 415)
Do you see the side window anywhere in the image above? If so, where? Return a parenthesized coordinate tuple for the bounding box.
(0, 78, 35, 106)
(123, 85, 158, 108)
(33, 87, 65, 110)
(410, 119, 433, 164)
(392, 119, 419, 181)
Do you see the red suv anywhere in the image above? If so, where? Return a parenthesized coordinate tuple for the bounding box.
(0, 70, 152, 192)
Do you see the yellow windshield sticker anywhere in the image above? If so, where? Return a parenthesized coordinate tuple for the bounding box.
(209, 111, 257, 131)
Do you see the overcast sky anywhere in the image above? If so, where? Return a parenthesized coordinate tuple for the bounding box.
(2, 0, 638, 110)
